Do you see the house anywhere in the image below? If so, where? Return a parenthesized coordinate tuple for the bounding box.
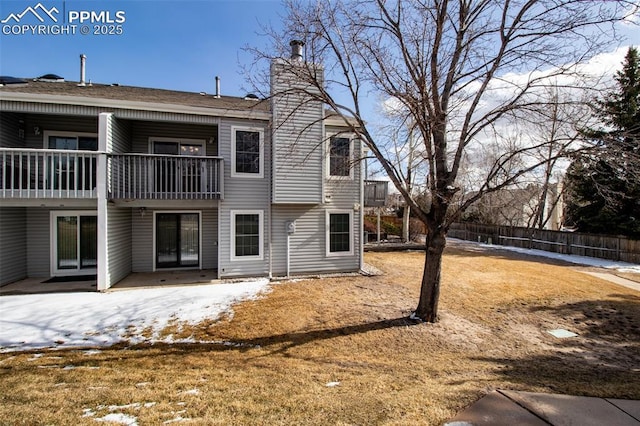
(0, 44, 363, 291)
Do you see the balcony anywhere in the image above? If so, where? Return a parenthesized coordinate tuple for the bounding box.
(1, 148, 98, 199)
(108, 154, 223, 200)
(364, 180, 388, 207)
(1, 149, 224, 201)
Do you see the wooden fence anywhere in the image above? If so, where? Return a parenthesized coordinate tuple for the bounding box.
(448, 223, 640, 264)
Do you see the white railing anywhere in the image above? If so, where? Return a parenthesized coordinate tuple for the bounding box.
(0, 148, 98, 199)
(108, 154, 223, 200)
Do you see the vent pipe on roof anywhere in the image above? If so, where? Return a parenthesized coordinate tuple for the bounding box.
(290, 40, 304, 61)
(78, 54, 86, 87)
(215, 76, 220, 98)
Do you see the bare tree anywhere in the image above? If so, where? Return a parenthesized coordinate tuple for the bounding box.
(247, 0, 636, 322)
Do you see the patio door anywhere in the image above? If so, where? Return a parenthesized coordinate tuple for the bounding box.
(51, 211, 97, 276)
(152, 140, 204, 194)
(156, 213, 200, 268)
(47, 133, 98, 190)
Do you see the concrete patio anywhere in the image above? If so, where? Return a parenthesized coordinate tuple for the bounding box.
(0, 269, 219, 295)
(445, 390, 640, 425)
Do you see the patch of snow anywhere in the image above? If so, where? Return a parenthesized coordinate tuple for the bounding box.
(63, 365, 100, 370)
(94, 413, 138, 425)
(164, 416, 190, 424)
(83, 349, 102, 356)
(108, 403, 141, 411)
(179, 389, 200, 396)
(325, 381, 340, 387)
(547, 329, 579, 338)
(0, 279, 270, 352)
(449, 238, 640, 272)
(135, 382, 150, 387)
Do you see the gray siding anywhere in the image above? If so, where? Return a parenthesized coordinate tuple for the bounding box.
(27, 208, 51, 277)
(218, 118, 270, 278)
(202, 208, 218, 270)
(107, 116, 132, 153)
(106, 205, 132, 286)
(22, 114, 98, 149)
(271, 205, 361, 276)
(271, 62, 323, 204)
(130, 121, 218, 155)
(131, 211, 153, 272)
(0, 112, 23, 148)
(270, 128, 363, 276)
(1, 101, 224, 125)
(0, 207, 27, 285)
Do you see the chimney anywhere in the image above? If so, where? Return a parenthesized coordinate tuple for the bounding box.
(215, 76, 220, 98)
(289, 40, 304, 61)
(78, 54, 86, 87)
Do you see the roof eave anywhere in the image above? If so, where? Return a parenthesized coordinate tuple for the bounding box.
(0, 92, 271, 121)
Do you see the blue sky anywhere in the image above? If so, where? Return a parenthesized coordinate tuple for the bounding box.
(0, 0, 284, 96)
(1, 1, 638, 100)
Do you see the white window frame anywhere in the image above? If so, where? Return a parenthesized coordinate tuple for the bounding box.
(230, 210, 264, 261)
(326, 210, 354, 257)
(152, 210, 202, 271)
(231, 126, 264, 179)
(50, 210, 98, 276)
(43, 131, 98, 150)
(326, 134, 354, 180)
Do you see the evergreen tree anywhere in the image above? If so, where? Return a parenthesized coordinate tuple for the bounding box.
(565, 47, 640, 237)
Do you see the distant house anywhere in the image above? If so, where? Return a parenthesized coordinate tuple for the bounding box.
(0, 44, 363, 290)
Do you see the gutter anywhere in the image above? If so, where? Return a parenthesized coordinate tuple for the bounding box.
(0, 92, 271, 121)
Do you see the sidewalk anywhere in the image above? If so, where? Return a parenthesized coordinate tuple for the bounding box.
(444, 390, 640, 425)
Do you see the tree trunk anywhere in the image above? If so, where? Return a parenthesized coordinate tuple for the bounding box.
(413, 229, 446, 322)
(403, 204, 410, 243)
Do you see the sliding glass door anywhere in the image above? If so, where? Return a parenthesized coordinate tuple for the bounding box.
(52, 212, 97, 275)
(156, 213, 199, 268)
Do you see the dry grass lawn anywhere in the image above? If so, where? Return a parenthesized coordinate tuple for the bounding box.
(1, 244, 639, 425)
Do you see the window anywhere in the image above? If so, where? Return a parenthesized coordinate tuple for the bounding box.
(327, 211, 353, 256)
(46, 133, 98, 151)
(232, 127, 264, 178)
(328, 136, 352, 178)
(231, 210, 264, 260)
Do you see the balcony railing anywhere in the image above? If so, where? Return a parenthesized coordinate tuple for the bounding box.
(108, 154, 223, 200)
(1, 148, 98, 199)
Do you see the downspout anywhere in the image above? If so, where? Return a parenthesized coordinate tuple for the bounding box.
(268, 74, 275, 280)
(286, 231, 290, 277)
(359, 140, 365, 271)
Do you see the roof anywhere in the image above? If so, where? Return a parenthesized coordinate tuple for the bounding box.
(0, 78, 269, 115)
